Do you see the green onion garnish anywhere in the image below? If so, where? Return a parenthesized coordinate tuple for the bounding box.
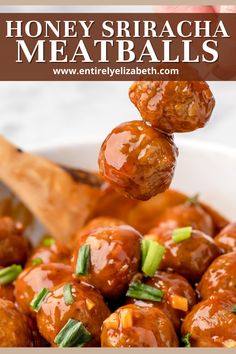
(126, 281, 164, 302)
(32, 258, 43, 266)
(231, 305, 236, 313)
(0, 265, 22, 285)
(141, 239, 165, 277)
(172, 227, 192, 243)
(30, 288, 49, 312)
(63, 284, 74, 305)
(43, 238, 56, 247)
(76, 245, 90, 276)
(54, 318, 92, 347)
(187, 193, 200, 205)
(141, 239, 150, 267)
(181, 333, 192, 347)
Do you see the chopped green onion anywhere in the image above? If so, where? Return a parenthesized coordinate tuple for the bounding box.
(181, 333, 192, 347)
(141, 239, 165, 277)
(63, 284, 74, 305)
(172, 226, 192, 243)
(231, 305, 236, 313)
(32, 258, 43, 266)
(76, 245, 90, 276)
(0, 265, 22, 285)
(126, 281, 164, 302)
(43, 237, 56, 247)
(30, 288, 49, 312)
(141, 239, 150, 267)
(187, 193, 200, 205)
(54, 318, 92, 347)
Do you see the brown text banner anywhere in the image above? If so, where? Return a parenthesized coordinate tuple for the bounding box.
(0, 13, 235, 81)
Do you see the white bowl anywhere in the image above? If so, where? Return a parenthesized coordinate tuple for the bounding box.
(31, 138, 236, 222)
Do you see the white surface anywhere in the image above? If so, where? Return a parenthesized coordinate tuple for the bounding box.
(33, 140, 236, 221)
(0, 81, 236, 151)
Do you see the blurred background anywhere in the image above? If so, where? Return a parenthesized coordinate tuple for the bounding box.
(0, 6, 235, 151)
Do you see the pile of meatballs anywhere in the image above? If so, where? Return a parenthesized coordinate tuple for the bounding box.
(1, 81, 236, 348)
(1, 195, 236, 348)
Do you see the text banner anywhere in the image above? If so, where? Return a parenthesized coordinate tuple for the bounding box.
(0, 13, 235, 81)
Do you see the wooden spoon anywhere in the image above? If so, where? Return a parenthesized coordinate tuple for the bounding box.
(0, 136, 103, 245)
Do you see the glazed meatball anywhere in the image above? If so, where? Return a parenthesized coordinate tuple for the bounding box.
(0, 283, 15, 302)
(15, 263, 73, 316)
(145, 228, 220, 283)
(154, 201, 214, 237)
(125, 189, 188, 234)
(198, 252, 236, 300)
(93, 183, 138, 221)
(73, 216, 125, 247)
(101, 304, 178, 347)
(26, 238, 71, 267)
(200, 201, 229, 234)
(84, 217, 125, 230)
(0, 298, 32, 347)
(214, 222, 236, 252)
(36, 281, 110, 347)
(0, 216, 29, 266)
(129, 81, 215, 134)
(98, 121, 178, 200)
(181, 291, 236, 347)
(72, 225, 142, 299)
(127, 271, 196, 330)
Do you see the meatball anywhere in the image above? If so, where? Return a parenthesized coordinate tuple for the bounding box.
(36, 281, 110, 347)
(0, 298, 32, 347)
(72, 225, 142, 299)
(154, 201, 214, 237)
(101, 304, 178, 347)
(15, 262, 73, 316)
(93, 184, 138, 221)
(214, 222, 236, 252)
(84, 217, 125, 230)
(98, 120, 178, 201)
(181, 291, 236, 347)
(200, 202, 229, 235)
(145, 228, 220, 283)
(26, 238, 71, 267)
(197, 252, 236, 300)
(0, 283, 15, 302)
(129, 81, 215, 134)
(127, 271, 196, 330)
(125, 189, 188, 234)
(73, 216, 125, 247)
(0, 216, 29, 266)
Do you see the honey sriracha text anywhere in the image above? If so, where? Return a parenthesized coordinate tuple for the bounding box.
(6, 19, 229, 63)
